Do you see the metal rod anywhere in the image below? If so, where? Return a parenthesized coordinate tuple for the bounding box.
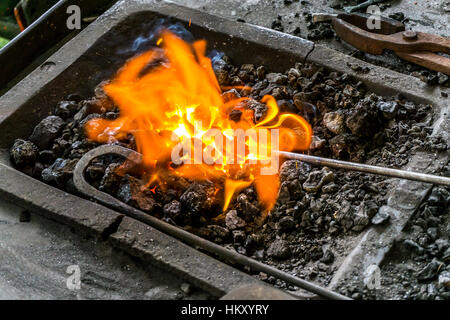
(73, 145, 351, 300)
(343, 0, 388, 13)
(277, 151, 450, 187)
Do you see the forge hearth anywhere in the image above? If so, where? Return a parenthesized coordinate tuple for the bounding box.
(6, 52, 437, 286)
(0, 0, 448, 300)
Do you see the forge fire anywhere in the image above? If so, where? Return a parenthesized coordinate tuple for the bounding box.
(9, 27, 443, 297)
(85, 31, 312, 213)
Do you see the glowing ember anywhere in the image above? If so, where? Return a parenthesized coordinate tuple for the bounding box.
(85, 31, 312, 213)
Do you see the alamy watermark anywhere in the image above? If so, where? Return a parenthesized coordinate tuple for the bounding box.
(66, 5, 81, 30)
(170, 123, 280, 175)
(366, 5, 382, 30)
(364, 264, 381, 290)
(66, 265, 81, 290)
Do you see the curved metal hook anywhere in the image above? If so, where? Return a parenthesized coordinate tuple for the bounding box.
(73, 144, 351, 300)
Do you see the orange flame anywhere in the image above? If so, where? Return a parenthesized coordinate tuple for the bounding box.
(85, 31, 312, 214)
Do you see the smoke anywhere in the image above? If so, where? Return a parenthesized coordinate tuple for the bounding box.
(116, 17, 226, 76)
(119, 18, 195, 55)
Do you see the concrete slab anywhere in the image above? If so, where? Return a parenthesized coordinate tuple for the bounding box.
(0, 199, 211, 299)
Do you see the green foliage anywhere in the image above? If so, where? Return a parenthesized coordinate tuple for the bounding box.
(0, 16, 20, 39)
(0, 36, 9, 49)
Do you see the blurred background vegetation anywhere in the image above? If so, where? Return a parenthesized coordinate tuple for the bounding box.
(0, 0, 59, 48)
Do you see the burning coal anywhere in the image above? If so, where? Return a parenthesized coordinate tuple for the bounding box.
(85, 31, 312, 213)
